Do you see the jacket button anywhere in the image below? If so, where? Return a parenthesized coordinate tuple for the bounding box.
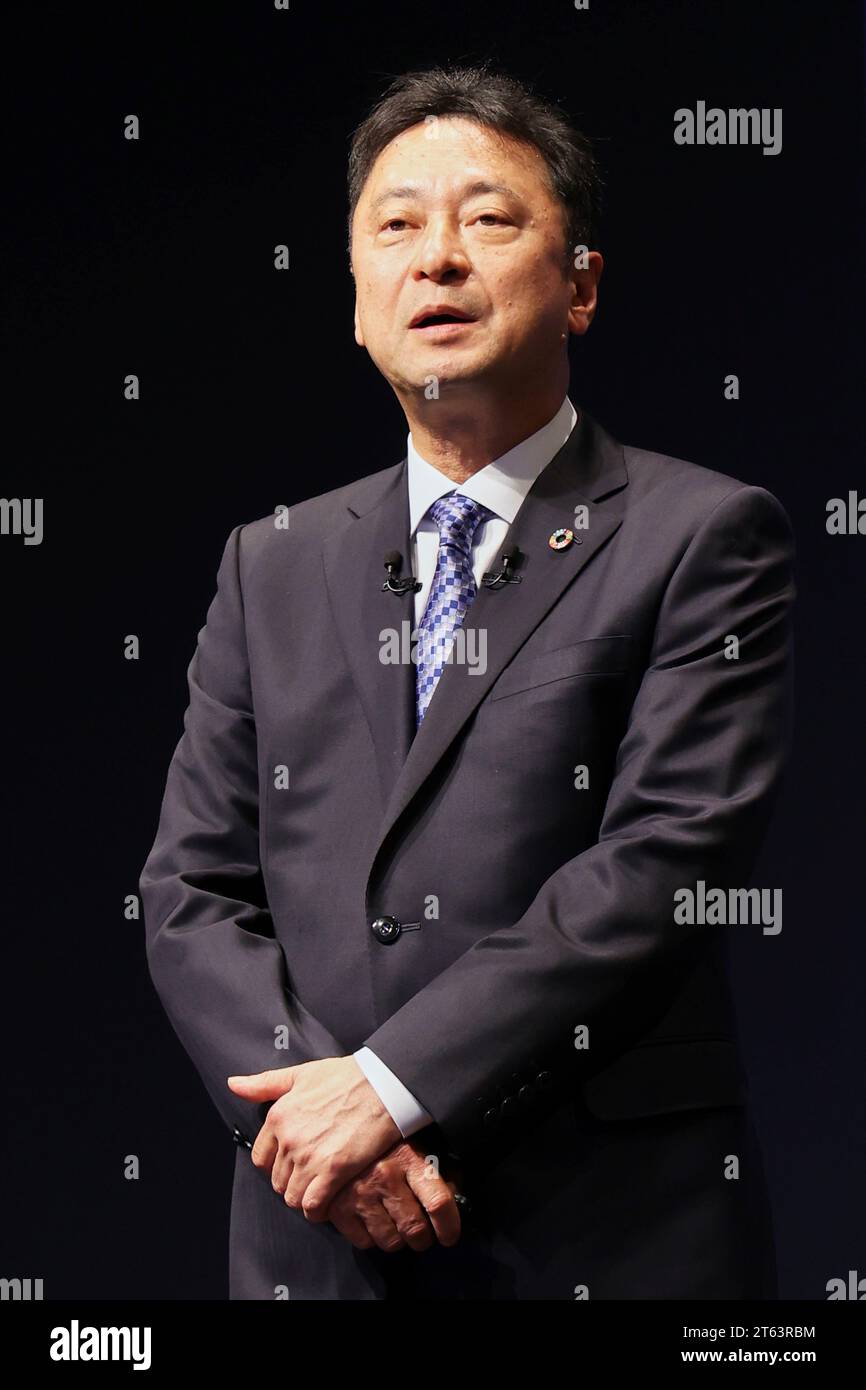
(500, 1095, 519, 1120)
(536, 1070, 554, 1091)
(370, 915, 402, 944)
(232, 1126, 252, 1149)
(483, 1108, 499, 1128)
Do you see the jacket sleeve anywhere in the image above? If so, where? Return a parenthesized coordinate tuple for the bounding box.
(139, 523, 345, 1142)
(360, 484, 796, 1157)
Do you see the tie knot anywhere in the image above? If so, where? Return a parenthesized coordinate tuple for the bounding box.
(429, 493, 489, 553)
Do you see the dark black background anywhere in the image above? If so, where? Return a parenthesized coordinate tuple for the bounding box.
(2, 0, 863, 1300)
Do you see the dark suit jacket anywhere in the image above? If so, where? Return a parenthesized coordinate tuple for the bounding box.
(139, 408, 795, 1299)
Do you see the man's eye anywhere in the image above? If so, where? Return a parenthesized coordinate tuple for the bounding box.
(383, 219, 408, 231)
(475, 214, 508, 225)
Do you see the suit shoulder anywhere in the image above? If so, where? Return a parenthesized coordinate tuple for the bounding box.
(624, 440, 744, 505)
(621, 440, 790, 533)
(232, 459, 405, 558)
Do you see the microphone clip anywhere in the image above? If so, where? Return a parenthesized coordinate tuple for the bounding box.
(382, 552, 422, 596)
(481, 549, 523, 589)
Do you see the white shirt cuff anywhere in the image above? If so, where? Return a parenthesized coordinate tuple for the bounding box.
(353, 1047, 433, 1138)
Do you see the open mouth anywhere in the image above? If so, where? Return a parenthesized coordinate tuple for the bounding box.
(412, 313, 473, 328)
(409, 309, 478, 330)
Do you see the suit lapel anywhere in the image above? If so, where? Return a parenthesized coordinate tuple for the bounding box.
(321, 461, 418, 810)
(323, 409, 629, 872)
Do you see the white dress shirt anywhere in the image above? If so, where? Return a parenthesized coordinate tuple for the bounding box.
(353, 393, 579, 1136)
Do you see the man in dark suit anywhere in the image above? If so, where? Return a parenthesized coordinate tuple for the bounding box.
(140, 64, 794, 1299)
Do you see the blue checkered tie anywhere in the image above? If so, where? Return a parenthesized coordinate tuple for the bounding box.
(415, 493, 490, 725)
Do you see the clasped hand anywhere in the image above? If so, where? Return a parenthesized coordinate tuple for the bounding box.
(227, 1056, 463, 1252)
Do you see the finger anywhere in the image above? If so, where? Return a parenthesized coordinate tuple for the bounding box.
(268, 1128, 294, 1195)
(298, 1169, 345, 1223)
(357, 1200, 405, 1253)
(279, 1157, 306, 1209)
(283, 1163, 309, 1214)
(250, 1127, 279, 1177)
(273, 1151, 294, 1200)
(406, 1167, 462, 1247)
(328, 1202, 376, 1250)
(381, 1183, 435, 1253)
(226, 1068, 295, 1100)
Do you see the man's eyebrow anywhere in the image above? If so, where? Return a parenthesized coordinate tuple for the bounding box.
(369, 179, 520, 214)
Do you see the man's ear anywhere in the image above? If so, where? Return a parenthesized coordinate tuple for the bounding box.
(567, 250, 604, 338)
(353, 296, 365, 348)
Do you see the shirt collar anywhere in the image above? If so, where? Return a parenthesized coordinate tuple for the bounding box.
(407, 395, 578, 536)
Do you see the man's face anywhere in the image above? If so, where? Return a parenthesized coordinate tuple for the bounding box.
(350, 117, 594, 398)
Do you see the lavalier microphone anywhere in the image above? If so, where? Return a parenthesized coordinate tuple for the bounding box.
(481, 543, 523, 589)
(382, 550, 422, 595)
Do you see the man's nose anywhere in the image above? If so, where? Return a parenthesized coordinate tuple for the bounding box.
(411, 217, 470, 279)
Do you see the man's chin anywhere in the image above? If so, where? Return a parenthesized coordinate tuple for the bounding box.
(397, 356, 491, 393)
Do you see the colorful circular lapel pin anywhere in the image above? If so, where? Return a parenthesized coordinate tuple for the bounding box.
(548, 527, 574, 551)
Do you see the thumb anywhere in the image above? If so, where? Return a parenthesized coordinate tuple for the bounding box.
(226, 1067, 295, 1099)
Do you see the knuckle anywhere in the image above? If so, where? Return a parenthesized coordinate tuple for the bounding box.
(400, 1221, 430, 1241)
(423, 1191, 452, 1213)
(316, 1156, 339, 1185)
